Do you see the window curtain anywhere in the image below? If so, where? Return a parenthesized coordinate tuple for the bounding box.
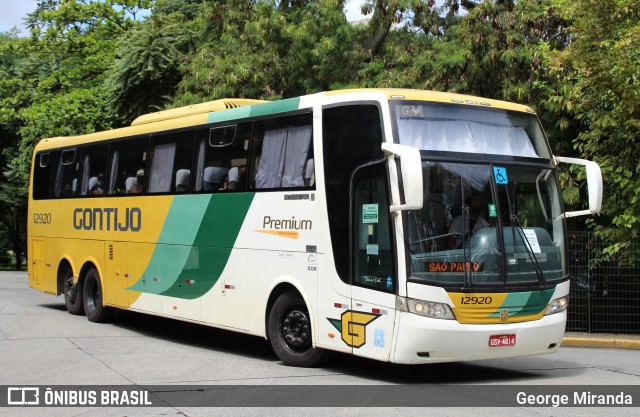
(281, 125, 312, 187)
(108, 151, 119, 194)
(148, 143, 176, 193)
(255, 128, 287, 188)
(468, 123, 537, 157)
(397, 118, 538, 158)
(80, 154, 91, 196)
(194, 139, 206, 192)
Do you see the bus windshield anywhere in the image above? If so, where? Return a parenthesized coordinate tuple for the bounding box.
(406, 161, 566, 288)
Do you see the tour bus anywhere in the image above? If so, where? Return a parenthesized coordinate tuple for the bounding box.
(28, 89, 602, 366)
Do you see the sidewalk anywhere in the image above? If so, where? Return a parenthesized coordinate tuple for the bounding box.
(562, 332, 640, 349)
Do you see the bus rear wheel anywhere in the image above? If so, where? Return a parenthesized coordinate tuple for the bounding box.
(62, 267, 84, 316)
(268, 290, 324, 367)
(82, 267, 115, 323)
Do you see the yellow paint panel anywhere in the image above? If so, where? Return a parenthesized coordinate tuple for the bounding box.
(324, 88, 533, 113)
(29, 196, 174, 244)
(449, 292, 547, 324)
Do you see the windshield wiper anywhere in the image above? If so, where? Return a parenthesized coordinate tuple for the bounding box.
(461, 205, 472, 291)
(457, 179, 472, 291)
(504, 191, 547, 289)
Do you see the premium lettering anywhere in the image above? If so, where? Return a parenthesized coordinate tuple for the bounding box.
(263, 216, 312, 230)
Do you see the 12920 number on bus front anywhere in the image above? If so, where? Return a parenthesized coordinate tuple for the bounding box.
(460, 296, 493, 305)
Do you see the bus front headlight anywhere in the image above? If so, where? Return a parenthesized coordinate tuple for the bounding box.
(544, 296, 568, 315)
(397, 297, 455, 320)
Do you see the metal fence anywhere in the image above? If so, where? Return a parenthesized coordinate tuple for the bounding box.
(567, 231, 640, 334)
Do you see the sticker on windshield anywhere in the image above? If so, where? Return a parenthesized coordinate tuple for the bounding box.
(493, 167, 508, 184)
(362, 204, 379, 224)
(488, 204, 498, 218)
(522, 229, 542, 253)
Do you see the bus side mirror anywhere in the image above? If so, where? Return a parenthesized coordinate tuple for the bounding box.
(381, 143, 423, 212)
(555, 156, 603, 218)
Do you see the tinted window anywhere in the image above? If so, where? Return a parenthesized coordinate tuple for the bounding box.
(194, 122, 252, 192)
(148, 131, 195, 194)
(249, 113, 314, 190)
(323, 104, 384, 283)
(78, 144, 109, 197)
(107, 137, 149, 195)
(54, 149, 79, 198)
(32, 151, 57, 200)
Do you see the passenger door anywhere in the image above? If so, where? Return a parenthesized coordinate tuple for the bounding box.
(350, 163, 397, 361)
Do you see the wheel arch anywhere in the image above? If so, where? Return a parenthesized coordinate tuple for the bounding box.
(56, 257, 75, 296)
(264, 281, 315, 342)
(78, 258, 104, 286)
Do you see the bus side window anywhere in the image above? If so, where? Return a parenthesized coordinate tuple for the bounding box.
(194, 122, 251, 193)
(32, 151, 57, 200)
(322, 104, 385, 284)
(107, 137, 149, 195)
(145, 131, 195, 194)
(148, 142, 176, 193)
(78, 144, 109, 197)
(250, 113, 313, 190)
(54, 149, 78, 198)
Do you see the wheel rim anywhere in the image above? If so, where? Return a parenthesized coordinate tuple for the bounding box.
(64, 273, 76, 304)
(281, 308, 311, 352)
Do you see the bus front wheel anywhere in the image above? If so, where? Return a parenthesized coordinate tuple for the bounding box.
(62, 267, 84, 316)
(82, 267, 115, 323)
(268, 290, 324, 367)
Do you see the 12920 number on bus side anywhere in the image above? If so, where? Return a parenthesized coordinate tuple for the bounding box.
(33, 213, 52, 224)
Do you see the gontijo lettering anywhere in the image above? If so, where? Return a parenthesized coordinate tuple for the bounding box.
(73, 207, 142, 232)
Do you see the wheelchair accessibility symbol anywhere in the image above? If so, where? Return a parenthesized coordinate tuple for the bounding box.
(374, 329, 385, 348)
(493, 167, 508, 184)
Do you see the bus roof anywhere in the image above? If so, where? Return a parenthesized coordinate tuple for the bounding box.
(325, 88, 535, 113)
(130, 98, 268, 126)
(33, 88, 535, 152)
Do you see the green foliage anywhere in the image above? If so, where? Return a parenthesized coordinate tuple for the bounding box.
(176, 0, 357, 102)
(549, 0, 640, 257)
(0, 0, 638, 264)
(106, 7, 198, 123)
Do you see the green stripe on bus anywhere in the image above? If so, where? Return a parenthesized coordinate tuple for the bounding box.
(206, 97, 301, 124)
(248, 97, 301, 117)
(129, 193, 255, 299)
(489, 289, 555, 317)
(207, 106, 252, 124)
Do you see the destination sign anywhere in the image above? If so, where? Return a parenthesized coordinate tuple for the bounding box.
(426, 261, 484, 273)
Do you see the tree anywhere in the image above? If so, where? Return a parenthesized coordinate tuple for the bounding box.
(0, 166, 27, 270)
(175, 0, 358, 102)
(12, 0, 153, 176)
(549, 0, 640, 258)
(106, 0, 200, 123)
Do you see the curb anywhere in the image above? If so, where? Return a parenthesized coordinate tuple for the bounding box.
(562, 336, 640, 350)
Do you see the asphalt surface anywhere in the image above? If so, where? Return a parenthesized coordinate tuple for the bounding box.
(1, 270, 639, 417)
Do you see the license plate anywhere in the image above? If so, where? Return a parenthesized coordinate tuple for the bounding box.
(489, 334, 516, 347)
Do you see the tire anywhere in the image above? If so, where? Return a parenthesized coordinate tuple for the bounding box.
(62, 266, 84, 316)
(82, 267, 115, 323)
(268, 290, 325, 367)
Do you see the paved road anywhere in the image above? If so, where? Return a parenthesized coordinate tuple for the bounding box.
(1, 271, 639, 416)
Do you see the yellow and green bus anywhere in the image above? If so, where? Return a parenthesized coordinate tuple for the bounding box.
(28, 89, 602, 366)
